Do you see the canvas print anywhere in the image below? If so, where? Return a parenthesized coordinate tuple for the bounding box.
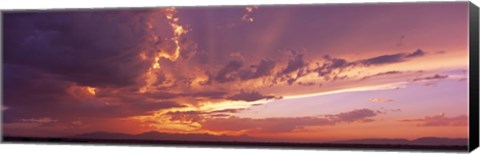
(1, 2, 474, 151)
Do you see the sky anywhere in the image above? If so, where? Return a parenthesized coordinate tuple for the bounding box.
(2, 2, 470, 143)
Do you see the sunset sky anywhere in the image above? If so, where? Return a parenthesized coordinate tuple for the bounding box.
(2, 2, 470, 143)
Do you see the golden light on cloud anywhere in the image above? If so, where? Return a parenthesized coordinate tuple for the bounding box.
(67, 84, 98, 98)
(198, 100, 269, 113)
(160, 7, 188, 62)
(127, 98, 272, 135)
(139, 7, 189, 93)
(86, 87, 97, 96)
(132, 114, 202, 133)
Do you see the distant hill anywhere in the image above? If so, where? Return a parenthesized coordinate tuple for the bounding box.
(71, 131, 468, 146)
(338, 137, 468, 146)
(72, 131, 259, 142)
(4, 133, 468, 151)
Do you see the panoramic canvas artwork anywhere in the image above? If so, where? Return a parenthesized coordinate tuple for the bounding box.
(2, 2, 473, 151)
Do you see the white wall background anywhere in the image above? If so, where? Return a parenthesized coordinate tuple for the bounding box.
(0, 0, 478, 154)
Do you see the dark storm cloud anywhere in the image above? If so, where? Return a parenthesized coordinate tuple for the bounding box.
(3, 11, 155, 88)
(357, 49, 426, 66)
(3, 10, 199, 124)
(226, 90, 281, 102)
(3, 64, 71, 122)
(3, 64, 183, 123)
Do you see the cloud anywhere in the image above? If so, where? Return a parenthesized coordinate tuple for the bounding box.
(189, 91, 228, 99)
(239, 58, 276, 80)
(209, 58, 276, 84)
(325, 109, 380, 122)
(280, 51, 307, 75)
(313, 55, 350, 80)
(399, 113, 468, 127)
(213, 60, 244, 83)
(145, 92, 181, 99)
(166, 107, 250, 123)
(20, 117, 58, 124)
(270, 50, 313, 85)
(167, 111, 204, 123)
(368, 98, 394, 103)
(4, 11, 158, 88)
(359, 53, 405, 65)
(299, 55, 356, 82)
(405, 49, 426, 58)
(297, 81, 317, 86)
(305, 50, 425, 83)
(2, 8, 450, 139)
(207, 49, 427, 86)
(412, 74, 449, 82)
(201, 108, 380, 133)
(145, 91, 227, 100)
(2, 64, 184, 123)
(227, 90, 281, 102)
(360, 71, 402, 80)
(166, 108, 250, 123)
(208, 108, 247, 114)
(357, 49, 426, 66)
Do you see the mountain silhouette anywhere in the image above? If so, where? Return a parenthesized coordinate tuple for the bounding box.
(338, 137, 468, 146)
(71, 131, 467, 146)
(72, 131, 259, 142)
(3, 132, 468, 151)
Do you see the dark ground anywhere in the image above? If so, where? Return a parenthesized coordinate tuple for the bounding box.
(2, 136, 468, 152)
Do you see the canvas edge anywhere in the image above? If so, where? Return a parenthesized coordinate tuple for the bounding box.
(0, 10, 4, 143)
(0, 1, 475, 152)
(469, 1, 480, 152)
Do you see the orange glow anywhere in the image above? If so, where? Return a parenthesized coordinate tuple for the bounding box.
(162, 7, 188, 62)
(131, 115, 202, 133)
(139, 7, 189, 93)
(86, 87, 96, 96)
(67, 84, 98, 98)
